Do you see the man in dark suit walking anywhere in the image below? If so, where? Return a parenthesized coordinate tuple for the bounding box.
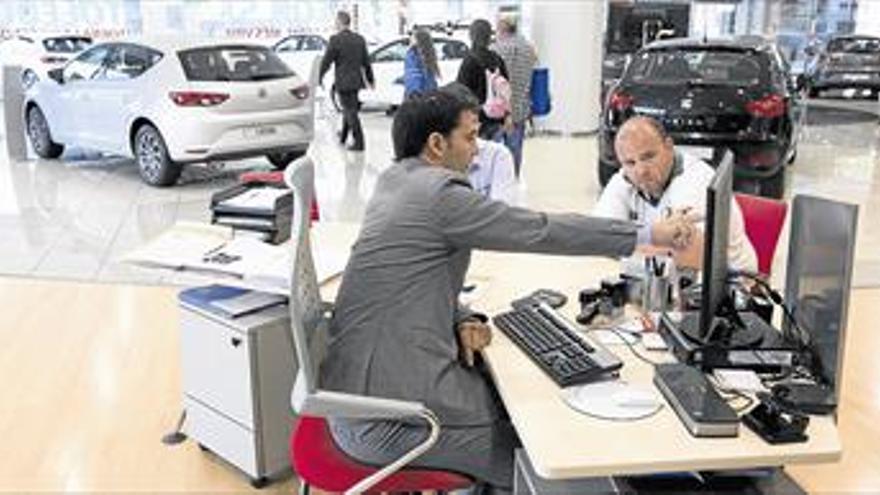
(320, 11, 375, 152)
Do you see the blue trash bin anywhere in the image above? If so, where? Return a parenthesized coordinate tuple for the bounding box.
(530, 68, 551, 117)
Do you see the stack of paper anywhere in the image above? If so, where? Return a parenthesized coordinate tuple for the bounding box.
(217, 187, 289, 212)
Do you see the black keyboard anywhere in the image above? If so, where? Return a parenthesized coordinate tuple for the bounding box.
(492, 302, 623, 387)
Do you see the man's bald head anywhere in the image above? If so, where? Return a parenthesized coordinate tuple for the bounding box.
(614, 116, 676, 198)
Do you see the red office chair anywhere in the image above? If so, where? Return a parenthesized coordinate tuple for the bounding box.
(283, 158, 473, 495)
(290, 416, 472, 494)
(734, 193, 788, 277)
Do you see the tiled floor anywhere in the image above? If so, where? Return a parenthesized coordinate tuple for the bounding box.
(0, 95, 878, 286)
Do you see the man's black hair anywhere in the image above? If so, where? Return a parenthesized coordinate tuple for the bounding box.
(337, 11, 351, 27)
(392, 90, 480, 161)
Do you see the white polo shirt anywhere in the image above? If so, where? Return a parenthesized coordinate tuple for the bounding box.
(468, 139, 517, 205)
(593, 151, 758, 273)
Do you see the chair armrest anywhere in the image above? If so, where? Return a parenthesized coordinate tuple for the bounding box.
(297, 390, 428, 420)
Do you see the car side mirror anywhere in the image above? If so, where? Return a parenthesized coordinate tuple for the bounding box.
(47, 67, 64, 84)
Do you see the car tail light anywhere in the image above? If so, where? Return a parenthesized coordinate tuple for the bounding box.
(608, 90, 634, 111)
(40, 55, 67, 64)
(169, 91, 229, 107)
(290, 84, 310, 100)
(746, 94, 786, 118)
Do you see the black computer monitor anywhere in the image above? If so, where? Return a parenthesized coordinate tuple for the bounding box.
(698, 156, 732, 341)
(679, 155, 763, 346)
(784, 195, 858, 401)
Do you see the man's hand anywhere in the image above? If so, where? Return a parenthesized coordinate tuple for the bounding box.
(457, 319, 492, 367)
(651, 211, 698, 250)
(673, 230, 704, 269)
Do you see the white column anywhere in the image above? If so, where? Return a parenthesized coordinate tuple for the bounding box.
(528, 0, 605, 134)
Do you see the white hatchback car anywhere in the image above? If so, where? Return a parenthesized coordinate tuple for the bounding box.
(24, 39, 314, 186)
(0, 34, 92, 89)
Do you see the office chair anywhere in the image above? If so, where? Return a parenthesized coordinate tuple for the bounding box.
(734, 193, 788, 277)
(283, 157, 473, 494)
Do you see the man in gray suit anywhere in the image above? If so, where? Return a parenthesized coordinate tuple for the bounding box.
(321, 91, 694, 492)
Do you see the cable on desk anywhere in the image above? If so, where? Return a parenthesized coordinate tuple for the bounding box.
(706, 375, 756, 414)
(586, 327, 662, 368)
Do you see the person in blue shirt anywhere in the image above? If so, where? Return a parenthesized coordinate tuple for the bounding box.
(403, 28, 440, 99)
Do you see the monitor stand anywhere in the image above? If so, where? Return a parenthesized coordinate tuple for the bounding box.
(678, 313, 765, 349)
(659, 311, 796, 372)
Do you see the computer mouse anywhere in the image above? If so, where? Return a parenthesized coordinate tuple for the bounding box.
(611, 389, 659, 408)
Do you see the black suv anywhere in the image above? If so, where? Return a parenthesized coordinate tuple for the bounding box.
(599, 37, 805, 199)
(806, 35, 880, 99)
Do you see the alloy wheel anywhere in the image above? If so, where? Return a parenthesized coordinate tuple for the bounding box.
(137, 130, 164, 182)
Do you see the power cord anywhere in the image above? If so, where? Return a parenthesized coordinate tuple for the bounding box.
(584, 326, 662, 367)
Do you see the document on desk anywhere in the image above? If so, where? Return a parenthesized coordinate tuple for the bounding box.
(121, 221, 348, 293)
(218, 187, 289, 211)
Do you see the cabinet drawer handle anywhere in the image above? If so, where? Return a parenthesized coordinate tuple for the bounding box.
(230, 337, 242, 347)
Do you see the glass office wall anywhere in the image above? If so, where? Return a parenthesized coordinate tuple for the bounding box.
(1, 0, 519, 43)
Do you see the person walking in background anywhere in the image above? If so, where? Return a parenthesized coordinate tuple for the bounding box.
(320, 10, 374, 152)
(493, 15, 538, 177)
(403, 28, 440, 99)
(456, 19, 509, 140)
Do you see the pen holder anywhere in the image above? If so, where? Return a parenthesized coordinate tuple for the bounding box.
(642, 256, 673, 313)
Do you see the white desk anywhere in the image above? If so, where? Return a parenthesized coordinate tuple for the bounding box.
(471, 250, 841, 491)
(315, 224, 842, 493)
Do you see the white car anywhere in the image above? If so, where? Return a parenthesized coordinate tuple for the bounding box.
(0, 34, 92, 89)
(272, 33, 327, 81)
(363, 36, 469, 108)
(24, 39, 314, 186)
(313, 36, 469, 110)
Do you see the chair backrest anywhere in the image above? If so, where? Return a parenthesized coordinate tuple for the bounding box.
(734, 192, 788, 276)
(284, 156, 326, 407)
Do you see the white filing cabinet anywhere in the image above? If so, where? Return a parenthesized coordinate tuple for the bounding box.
(179, 296, 295, 488)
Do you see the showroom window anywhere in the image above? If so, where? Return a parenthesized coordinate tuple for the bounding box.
(178, 45, 293, 82)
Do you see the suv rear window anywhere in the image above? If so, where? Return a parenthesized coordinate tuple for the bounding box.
(628, 49, 766, 86)
(43, 37, 92, 53)
(827, 38, 880, 54)
(178, 45, 294, 82)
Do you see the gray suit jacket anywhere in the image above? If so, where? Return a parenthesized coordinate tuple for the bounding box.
(320, 157, 639, 426)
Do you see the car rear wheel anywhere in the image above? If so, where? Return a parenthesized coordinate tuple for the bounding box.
(26, 105, 64, 159)
(135, 124, 182, 187)
(266, 149, 307, 170)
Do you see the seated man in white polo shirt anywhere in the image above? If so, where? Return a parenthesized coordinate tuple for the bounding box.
(594, 116, 757, 273)
(468, 138, 517, 205)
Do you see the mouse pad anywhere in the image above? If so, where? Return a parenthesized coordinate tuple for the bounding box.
(561, 380, 663, 421)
